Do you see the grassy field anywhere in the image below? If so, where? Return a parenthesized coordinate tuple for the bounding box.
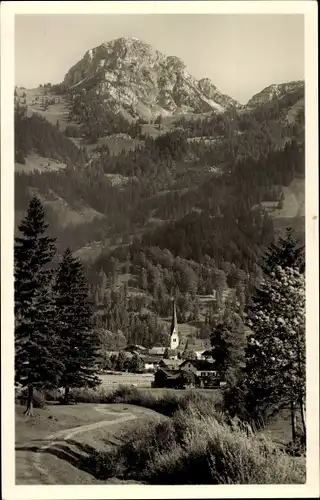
(19, 88, 71, 132)
(15, 403, 113, 444)
(262, 178, 305, 219)
(15, 383, 304, 486)
(18, 87, 142, 158)
(15, 402, 163, 485)
(15, 153, 67, 174)
(99, 373, 154, 389)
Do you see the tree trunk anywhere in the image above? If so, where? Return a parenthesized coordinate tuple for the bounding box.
(64, 386, 70, 405)
(290, 400, 297, 444)
(299, 397, 306, 438)
(24, 385, 34, 416)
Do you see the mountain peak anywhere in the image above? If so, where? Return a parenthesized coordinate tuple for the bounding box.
(246, 80, 304, 107)
(64, 38, 241, 120)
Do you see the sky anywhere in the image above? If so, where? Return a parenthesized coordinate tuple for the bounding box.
(15, 14, 304, 104)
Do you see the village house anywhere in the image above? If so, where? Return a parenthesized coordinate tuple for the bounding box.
(116, 299, 219, 379)
(183, 337, 211, 359)
(141, 355, 162, 371)
(148, 346, 166, 356)
(152, 368, 182, 389)
(158, 358, 181, 370)
(179, 359, 220, 387)
(123, 344, 147, 354)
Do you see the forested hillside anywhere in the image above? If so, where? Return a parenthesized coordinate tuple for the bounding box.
(14, 79, 305, 348)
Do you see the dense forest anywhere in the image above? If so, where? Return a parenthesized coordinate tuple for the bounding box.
(15, 108, 303, 256)
(14, 86, 305, 348)
(14, 109, 88, 165)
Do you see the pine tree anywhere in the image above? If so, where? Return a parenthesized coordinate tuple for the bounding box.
(210, 312, 247, 387)
(15, 197, 62, 415)
(263, 227, 304, 274)
(53, 248, 101, 403)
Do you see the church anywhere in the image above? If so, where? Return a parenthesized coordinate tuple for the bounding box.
(124, 299, 208, 368)
(170, 298, 179, 350)
(147, 299, 180, 360)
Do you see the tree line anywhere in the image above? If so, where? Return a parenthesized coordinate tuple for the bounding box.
(15, 196, 306, 452)
(208, 228, 305, 449)
(15, 197, 101, 413)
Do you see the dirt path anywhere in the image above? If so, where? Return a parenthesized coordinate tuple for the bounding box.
(16, 405, 137, 485)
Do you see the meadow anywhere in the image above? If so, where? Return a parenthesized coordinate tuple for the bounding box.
(16, 380, 305, 485)
(99, 372, 153, 390)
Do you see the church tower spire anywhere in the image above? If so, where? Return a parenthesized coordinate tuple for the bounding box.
(170, 299, 179, 350)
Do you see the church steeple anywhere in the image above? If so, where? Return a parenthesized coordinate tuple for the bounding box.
(170, 299, 179, 349)
(170, 299, 177, 334)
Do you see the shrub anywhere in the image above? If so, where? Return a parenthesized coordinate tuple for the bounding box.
(66, 387, 110, 404)
(104, 385, 223, 417)
(285, 428, 306, 457)
(43, 388, 63, 402)
(90, 407, 305, 484)
(17, 388, 46, 408)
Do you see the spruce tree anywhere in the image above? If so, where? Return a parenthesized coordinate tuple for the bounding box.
(263, 227, 305, 274)
(53, 248, 101, 403)
(210, 312, 247, 387)
(15, 197, 62, 415)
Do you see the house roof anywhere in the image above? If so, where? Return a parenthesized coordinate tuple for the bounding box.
(156, 368, 181, 379)
(164, 349, 177, 357)
(143, 356, 161, 364)
(142, 353, 163, 360)
(185, 338, 211, 350)
(180, 359, 216, 371)
(148, 347, 167, 355)
(124, 344, 147, 352)
(159, 359, 181, 367)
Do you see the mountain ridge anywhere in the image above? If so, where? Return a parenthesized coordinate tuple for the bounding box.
(246, 80, 304, 108)
(63, 36, 242, 120)
(63, 36, 304, 120)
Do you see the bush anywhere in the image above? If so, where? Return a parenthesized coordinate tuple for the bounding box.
(285, 428, 306, 457)
(17, 388, 46, 408)
(43, 388, 64, 401)
(105, 386, 223, 418)
(66, 387, 110, 404)
(90, 407, 305, 484)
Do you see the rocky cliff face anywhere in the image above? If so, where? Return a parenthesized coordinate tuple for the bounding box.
(63, 37, 241, 121)
(246, 81, 304, 108)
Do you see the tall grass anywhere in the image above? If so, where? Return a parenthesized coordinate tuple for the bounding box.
(17, 384, 222, 416)
(89, 407, 305, 484)
(104, 385, 223, 417)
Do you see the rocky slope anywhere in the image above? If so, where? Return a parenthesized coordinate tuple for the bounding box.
(246, 81, 304, 108)
(63, 37, 241, 121)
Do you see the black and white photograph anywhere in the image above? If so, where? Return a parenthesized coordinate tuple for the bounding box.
(1, 1, 319, 498)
